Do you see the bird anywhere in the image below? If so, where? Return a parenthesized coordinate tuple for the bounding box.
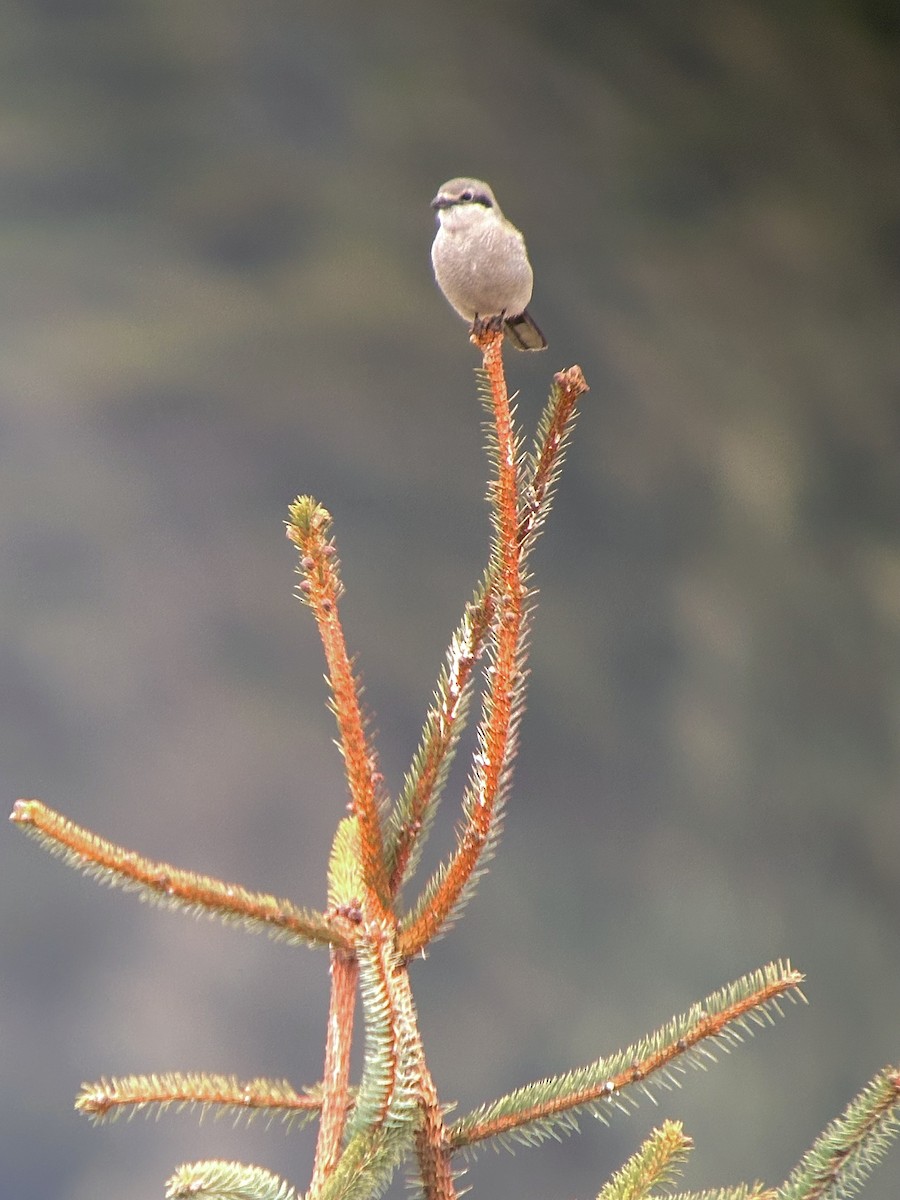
(430, 177, 547, 351)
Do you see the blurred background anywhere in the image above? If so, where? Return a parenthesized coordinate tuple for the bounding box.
(2, 2, 899, 1198)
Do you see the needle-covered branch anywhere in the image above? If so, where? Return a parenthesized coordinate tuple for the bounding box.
(665, 1187, 776, 1200)
(314, 817, 364, 1187)
(385, 367, 588, 900)
(777, 1066, 900, 1200)
(287, 498, 391, 918)
(10, 799, 344, 949)
(518, 366, 589, 555)
(313, 949, 360, 1189)
(385, 573, 494, 897)
(76, 1073, 323, 1129)
(596, 1120, 693, 1200)
(398, 330, 526, 958)
(166, 1160, 299, 1200)
(448, 962, 805, 1154)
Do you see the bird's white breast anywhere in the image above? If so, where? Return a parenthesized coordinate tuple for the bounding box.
(432, 206, 534, 321)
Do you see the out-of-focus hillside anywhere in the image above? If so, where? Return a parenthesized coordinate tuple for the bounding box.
(2, 4, 898, 1200)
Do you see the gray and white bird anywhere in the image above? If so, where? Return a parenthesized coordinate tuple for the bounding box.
(431, 177, 547, 351)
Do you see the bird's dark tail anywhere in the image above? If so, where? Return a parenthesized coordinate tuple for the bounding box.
(504, 310, 548, 351)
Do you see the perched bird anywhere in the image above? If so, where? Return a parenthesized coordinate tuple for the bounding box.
(431, 177, 547, 351)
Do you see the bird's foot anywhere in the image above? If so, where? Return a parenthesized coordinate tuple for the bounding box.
(471, 313, 505, 337)
(470, 314, 506, 354)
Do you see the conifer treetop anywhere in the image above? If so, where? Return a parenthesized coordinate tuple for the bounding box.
(11, 332, 898, 1200)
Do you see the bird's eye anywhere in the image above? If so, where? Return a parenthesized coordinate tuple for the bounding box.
(461, 189, 474, 201)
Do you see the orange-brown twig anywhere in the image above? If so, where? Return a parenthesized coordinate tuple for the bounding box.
(312, 948, 359, 1189)
(287, 499, 390, 918)
(387, 365, 588, 900)
(387, 592, 494, 896)
(400, 329, 524, 958)
(448, 965, 805, 1149)
(519, 367, 589, 550)
(75, 1073, 323, 1125)
(10, 799, 347, 949)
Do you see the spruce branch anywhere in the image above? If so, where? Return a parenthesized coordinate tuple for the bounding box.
(385, 571, 493, 897)
(348, 915, 457, 1200)
(313, 1127, 411, 1200)
(349, 917, 421, 1139)
(287, 498, 391, 917)
(314, 817, 364, 1188)
(448, 961, 805, 1154)
(518, 366, 589, 557)
(385, 366, 587, 902)
(777, 1066, 900, 1200)
(667, 1189, 776, 1200)
(596, 1120, 693, 1200)
(166, 1160, 299, 1200)
(398, 330, 527, 958)
(76, 1074, 321, 1128)
(9, 799, 344, 949)
(313, 948, 360, 1189)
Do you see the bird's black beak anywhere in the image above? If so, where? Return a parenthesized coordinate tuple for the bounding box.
(431, 194, 452, 210)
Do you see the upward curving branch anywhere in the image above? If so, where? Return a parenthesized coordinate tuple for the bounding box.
(386, 366, 588, 905)
(398, 330, 526, 958)
(287, 498, 391, 919)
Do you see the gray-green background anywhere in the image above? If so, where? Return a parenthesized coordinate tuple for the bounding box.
(3, 3, 899, 1199)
